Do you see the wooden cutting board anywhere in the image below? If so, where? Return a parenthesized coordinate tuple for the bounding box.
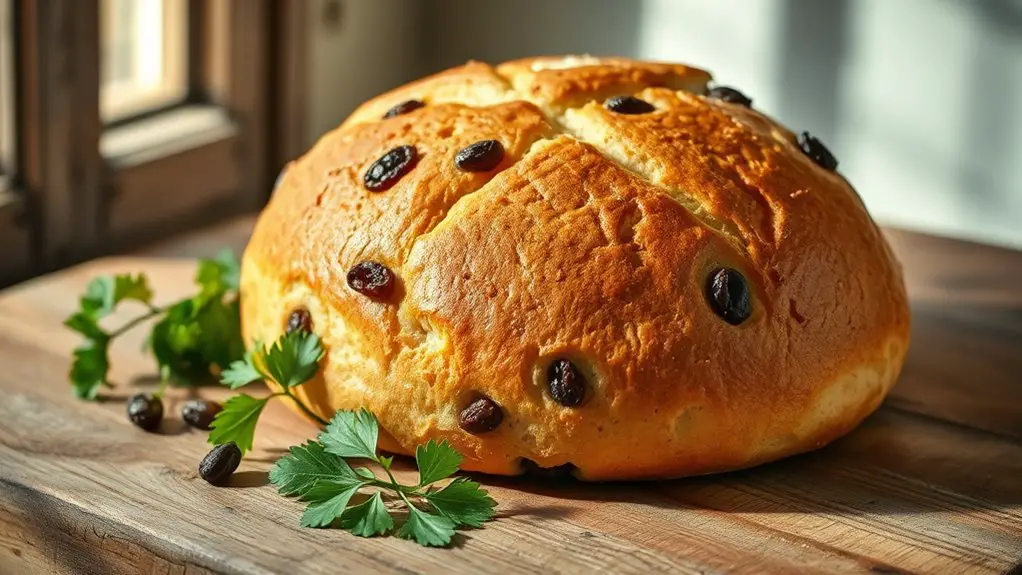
(1, 220, 1020, 575)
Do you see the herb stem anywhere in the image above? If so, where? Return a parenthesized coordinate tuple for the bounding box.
(366, 478, 423, 497)
(109, 307, 165, 338)
(375, 459, 427, 497)
(281, 388, 330, 426)
(153, 378, 169, 399)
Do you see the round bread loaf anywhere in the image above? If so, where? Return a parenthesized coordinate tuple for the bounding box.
(241, 56, 911, 480)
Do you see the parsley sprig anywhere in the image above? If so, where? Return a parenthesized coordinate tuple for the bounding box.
(68, 254, 499, 547)
(213, 330, 497, 546)
(64, 251, 244, 399)
(271, 409, 496, 546)
(209, 330, 328, 454)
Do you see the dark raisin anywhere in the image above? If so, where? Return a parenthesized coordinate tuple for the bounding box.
(181, 399, 223, 431)
(383, 99, 425, 119)
(198, 443, 242, 486)
(286, 308, 313, 334)
(346, 261, 395, 299)
(520, 458, 577, 479)
(547, 359, 586, 407)
(459, 396, 503, 433)
(797, 131, 839, 171)
(707, 267, 752, 325)
(126, 393, 163, 432)
(455, 139, 505, 172)
(605, 95, 655, 115)
(363, 145, 417, 191)
(707, 86, 752, 107)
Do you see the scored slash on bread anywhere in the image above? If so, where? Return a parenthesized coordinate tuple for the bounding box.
(242, 56, 911, 481)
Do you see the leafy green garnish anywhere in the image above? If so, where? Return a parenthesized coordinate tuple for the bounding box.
(147, 251, 244, 383)
(64, 273, 154, 399)
(206, 394, 268, 455)
(209, 330, 325, 454)
(300, 480, 367, 528)
(66, 257, 499, 549)
(270, 409, 497, 547)
(269, 441, 360, 496)
(396, 504, 457, 547)
(320, 408, 379, 460)
(426, 477, 498, 527)
(64, 251, 244, 399)
(415, 440, 462, 487)
(340, 493, 394, 536)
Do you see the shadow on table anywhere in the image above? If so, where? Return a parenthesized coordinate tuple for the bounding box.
(476, 406, 1022, 520)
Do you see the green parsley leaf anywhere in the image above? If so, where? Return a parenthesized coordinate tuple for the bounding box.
(64, 312, 108, 341)
(69, 341, 111, 400)
(299, 480, 366, 528)
(148, 293, 244, 385)
(148, 299, 209, 384)
(195, 250, 240, 301)
(193, 296, 244, 370)
(80, 274, 153, 318)
(354, 467, 377, 481)
(269, 441, 360, 497)
(272, 406, 497, 546)
(208, 394, 269, 454)
(396, 504, 456, 547)
(220, 350, 265, 389)
(425, 477, 497, 527)
(65, 273, 156, 399)
(340, 492, 394, 537)
(415, 440, 462, 486)
(320, 409, 379, 460)
(261, 330, 323, 388)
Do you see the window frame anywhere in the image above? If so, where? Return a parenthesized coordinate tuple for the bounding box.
(0, 0, 308, 287)
(0, 0, 29, 286)
(100, 0, 270, 248)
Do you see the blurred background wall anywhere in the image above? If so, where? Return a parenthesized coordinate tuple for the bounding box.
(306, 0, 1022, 248)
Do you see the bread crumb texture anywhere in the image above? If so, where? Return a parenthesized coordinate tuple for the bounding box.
(243, 56, 911, 480)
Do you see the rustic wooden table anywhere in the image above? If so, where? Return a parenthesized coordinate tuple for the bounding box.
(1, 216, 1020, 575)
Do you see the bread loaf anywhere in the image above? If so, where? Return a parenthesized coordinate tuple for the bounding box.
(241, 56, 911, 480)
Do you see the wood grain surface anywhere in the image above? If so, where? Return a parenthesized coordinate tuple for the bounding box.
(0, 217, 1019, 575)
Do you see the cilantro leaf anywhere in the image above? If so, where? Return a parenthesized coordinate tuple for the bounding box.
(208, 394, 268, 454)
(269, 441, 360, 497)
(320, 409, 379, 460)
(299, 480, 366, 528)
(69, 341, 111, 399)
(220, 351, 265, 389)
(425, 478, 497, 527)
(340, 492, 394, 537)
(415, 440, 462, 486)
(261, 331, 323, 388)
(396, 505, 456, 547)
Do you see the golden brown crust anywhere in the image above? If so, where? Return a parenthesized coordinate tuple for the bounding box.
(241, 56, 911, 480)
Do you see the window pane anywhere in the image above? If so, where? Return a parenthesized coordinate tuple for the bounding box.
(101, 0, 187, 122)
